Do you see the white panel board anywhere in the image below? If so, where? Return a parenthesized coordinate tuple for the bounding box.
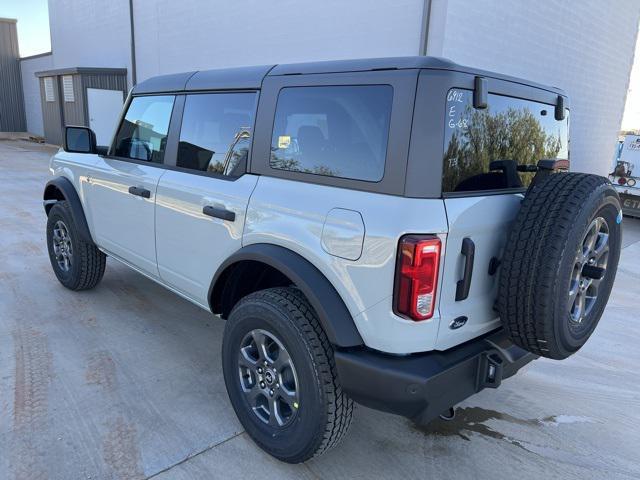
(87, 88, 124, 146)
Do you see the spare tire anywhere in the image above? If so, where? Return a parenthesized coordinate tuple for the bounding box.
(498, 173, 622, 360)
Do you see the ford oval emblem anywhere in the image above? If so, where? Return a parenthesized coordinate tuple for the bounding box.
(449, 316, 468, 330)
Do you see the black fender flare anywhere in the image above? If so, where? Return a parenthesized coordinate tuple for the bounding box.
(43, 177, 94, 244)
(209, 243, 364, 348)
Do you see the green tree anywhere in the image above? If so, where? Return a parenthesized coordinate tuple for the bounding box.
(444, 105, 563, 191)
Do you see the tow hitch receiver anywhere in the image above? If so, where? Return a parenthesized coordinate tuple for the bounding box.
(477, 352, 504, 389)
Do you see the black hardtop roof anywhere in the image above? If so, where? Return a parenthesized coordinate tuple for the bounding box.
(131, 56, 565, 96)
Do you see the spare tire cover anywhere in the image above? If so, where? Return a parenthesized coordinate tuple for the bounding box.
(498, 173, 622, 360)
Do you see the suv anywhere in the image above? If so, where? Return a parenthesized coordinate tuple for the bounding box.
(43, 57, 622, 463)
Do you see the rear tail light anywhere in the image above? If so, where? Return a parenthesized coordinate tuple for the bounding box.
(618, 177, 627, 185)
(394, 235, 441, 321)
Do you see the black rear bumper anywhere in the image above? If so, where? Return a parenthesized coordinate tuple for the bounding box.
(334, 329, 536, 425)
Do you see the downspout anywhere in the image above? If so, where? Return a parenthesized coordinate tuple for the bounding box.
(419, 0, 433, 55)
(128, 0, 137, 86)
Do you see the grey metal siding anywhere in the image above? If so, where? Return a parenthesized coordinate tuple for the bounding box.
(61, 74, 86, 126)
(81, 72, 128, 92)
(0, 19, 27, 131)
(40, 76, 64, 145)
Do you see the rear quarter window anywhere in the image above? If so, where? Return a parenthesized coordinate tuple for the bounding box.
(270, 85, 393, 182)
(443, 89, 569, 193)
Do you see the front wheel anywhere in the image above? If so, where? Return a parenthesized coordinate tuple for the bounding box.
(46, 201, 106, 290)
(222, 287, 353, 463)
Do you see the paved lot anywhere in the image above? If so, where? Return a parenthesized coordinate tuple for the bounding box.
(1, 139, 639, 480)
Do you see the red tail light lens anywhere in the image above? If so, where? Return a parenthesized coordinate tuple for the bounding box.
(394, 235, 441, 321)
(618, 177, 627, 185)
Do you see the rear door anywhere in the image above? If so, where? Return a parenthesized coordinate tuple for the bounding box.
(436, 85, 570, 350)
(154, 91, 259, 306)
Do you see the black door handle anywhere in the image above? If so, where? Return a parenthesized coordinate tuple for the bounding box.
(203, 205, 235, 222)
(455, 237, 475, 301)
(128, 186, 151, 198)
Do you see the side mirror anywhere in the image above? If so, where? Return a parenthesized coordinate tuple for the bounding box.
(64, 126, 97, 154)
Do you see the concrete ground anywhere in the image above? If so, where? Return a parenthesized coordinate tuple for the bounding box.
(1, 138, 639, 480)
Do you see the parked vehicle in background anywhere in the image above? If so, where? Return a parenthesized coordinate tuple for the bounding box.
(610, 135, 640, 218)
(42, 56, 622, 463)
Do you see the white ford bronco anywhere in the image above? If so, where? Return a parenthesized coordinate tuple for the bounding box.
(43, 57, 622, 463)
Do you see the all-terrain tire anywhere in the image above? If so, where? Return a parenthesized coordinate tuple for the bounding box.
(46, 201, 106, 290)
(497, 173, 622, 360)
(222, 287, 354, 463)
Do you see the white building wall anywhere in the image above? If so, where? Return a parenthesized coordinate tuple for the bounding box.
(426, 0, 640, 176)
(132, 0, 425, 82)
(20, 0, 640, 177)
(47, 0, 132, 85)
(20, 53, 53, 136)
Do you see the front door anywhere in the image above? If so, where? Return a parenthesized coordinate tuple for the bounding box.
(86, 94, 175, 277)
(155, 91, 259, 305)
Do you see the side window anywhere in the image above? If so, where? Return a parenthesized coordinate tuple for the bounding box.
(270, 85, 393, 182)
(113, 95, 175, 163)
(177, 92, 257, 176)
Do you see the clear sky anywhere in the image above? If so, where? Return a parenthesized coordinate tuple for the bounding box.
(0, 0, 50, 57)
(621, 31, 640, 132)
(0, 1, 639, 130)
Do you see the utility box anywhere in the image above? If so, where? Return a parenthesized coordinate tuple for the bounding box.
(35, 67, 127, 145)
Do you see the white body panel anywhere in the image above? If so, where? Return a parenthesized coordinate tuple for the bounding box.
(85, 157, 165, 277)
(244, 176, 449, 354)
(620, 135, 640, 165)
(87, 88, 125, 146)
(49, 150, 100, 215)
(437, 195, 522, 350)
(49, 149, 525, 354)
(155, 171, 258, 306)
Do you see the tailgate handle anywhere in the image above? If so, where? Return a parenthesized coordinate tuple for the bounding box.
(455, 238, 475, 301)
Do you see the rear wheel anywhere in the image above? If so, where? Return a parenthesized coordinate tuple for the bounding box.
(498, 173, 622, 359)
(222, 287, 353, 463)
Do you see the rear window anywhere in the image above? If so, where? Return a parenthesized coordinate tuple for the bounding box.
(443, 89, 569, 193)
(270, 85, 393, 182)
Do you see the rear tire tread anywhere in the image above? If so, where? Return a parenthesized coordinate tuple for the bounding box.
(234, 287, 354, 461)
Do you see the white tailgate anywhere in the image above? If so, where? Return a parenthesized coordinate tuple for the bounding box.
(437, 194, 522, 350)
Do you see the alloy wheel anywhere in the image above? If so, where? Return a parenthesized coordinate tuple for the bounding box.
(52, 220, 73, 272)
(568, 216, 609, 328)
(237, 329, 299, 427)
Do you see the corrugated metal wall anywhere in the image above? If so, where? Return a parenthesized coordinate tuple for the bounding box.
(62, 74, 86, 126)
(0, 19, 27, 132)
(39, 76, 64, 145)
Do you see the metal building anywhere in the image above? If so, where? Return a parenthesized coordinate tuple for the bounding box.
(13, 0, 640, 176)
(0, 18, 26, 132)
(33, 67, 127, 145)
